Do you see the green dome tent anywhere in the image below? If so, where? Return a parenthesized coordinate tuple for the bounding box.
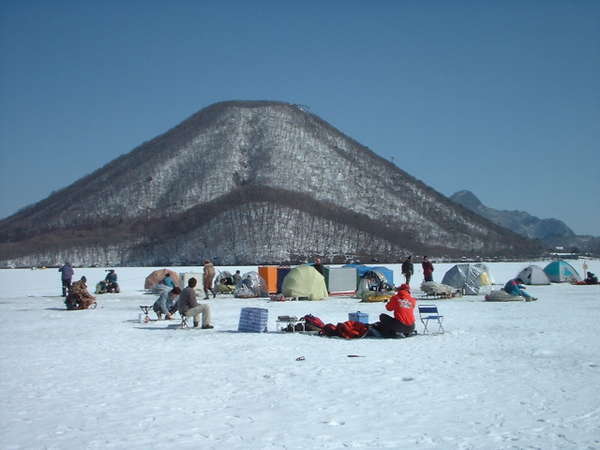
(282, 265, 328, 300)
(543, 260, 581, 283)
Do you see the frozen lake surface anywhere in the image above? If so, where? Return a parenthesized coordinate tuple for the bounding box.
(1, 260, 599, 449)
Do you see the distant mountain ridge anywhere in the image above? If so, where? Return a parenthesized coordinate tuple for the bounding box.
(449, 190, 575, 241)
(449, 190, 600, 255)
(0, 101, 541, 267)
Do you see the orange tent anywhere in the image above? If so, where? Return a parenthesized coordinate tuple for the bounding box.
(144, 269, 181, 290)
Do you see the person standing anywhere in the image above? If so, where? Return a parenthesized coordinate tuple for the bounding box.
(313, 257, 324, 276)
(160, 272, 176, 289)
(233, 270, 242, 286)
(203, 260, 216, 299)
(178, 278, 213, 328)
(401, 256, 414, 284)
(58, 262, 74, 297)
(421, 256, 434, 282)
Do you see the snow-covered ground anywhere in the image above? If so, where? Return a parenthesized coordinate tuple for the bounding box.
(1, 260, 599, 449)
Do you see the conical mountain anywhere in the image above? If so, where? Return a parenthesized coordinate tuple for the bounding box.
(0, 101, 540, 266)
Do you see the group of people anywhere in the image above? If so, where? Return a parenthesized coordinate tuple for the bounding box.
(401, 255, 434, 284)
(152, 278, 213, 328)
(150, 260, 219, 328)
(59, 263, 97, 310)
(96, 269, 120, 294)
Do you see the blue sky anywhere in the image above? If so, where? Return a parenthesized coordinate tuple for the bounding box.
(1, 1, 598, 235)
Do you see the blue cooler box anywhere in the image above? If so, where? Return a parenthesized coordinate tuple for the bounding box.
(238, 307, 269, 332)
(348, 311, 369, 324)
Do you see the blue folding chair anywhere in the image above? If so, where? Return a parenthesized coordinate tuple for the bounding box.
(418, 304, 445, 334)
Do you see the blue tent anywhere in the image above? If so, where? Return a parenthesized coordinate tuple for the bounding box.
(369, 266, 394, 286)
(543, 260, 581, 283)
(342, 264, 394, 286)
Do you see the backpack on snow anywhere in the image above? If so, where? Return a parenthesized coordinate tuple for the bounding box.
(302, 314, 325, 332)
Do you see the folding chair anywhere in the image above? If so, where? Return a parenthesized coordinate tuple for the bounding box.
(418, 304, 444, 334)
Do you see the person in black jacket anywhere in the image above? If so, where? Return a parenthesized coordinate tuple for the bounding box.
(313, 257, 324, 276)
(401, 256, 414, 285)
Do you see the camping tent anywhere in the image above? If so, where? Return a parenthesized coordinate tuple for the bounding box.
(144, 269, 181, 290)
(343, 264, 394, 287)
(516, 265, 550, 285)
(281, 265, 328, 300)
(543, 260, 582, 283)
(234, 272, 268, 298)
(355, 270, 394, 298)
(441, 263, 493, 295)
(369, 266, 394, 286)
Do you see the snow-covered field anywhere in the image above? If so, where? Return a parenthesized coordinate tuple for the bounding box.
(1, 260, 599, 449)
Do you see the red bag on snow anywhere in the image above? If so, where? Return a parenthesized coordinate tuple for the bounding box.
(337, 321, 369, 339)
(321, 323, 339, 337)
(302, 314, 325, 331)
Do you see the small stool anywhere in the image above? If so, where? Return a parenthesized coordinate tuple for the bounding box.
(139, 305, 151, 323)
(180, 313, 190, 329)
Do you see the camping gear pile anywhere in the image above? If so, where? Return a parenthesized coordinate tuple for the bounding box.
(420, 281, 461, 299)
(215, 271, 236, 294)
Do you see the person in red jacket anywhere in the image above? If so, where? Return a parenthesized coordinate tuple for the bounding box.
(422, 256, 434, 282)
(378, 283, 416, 337)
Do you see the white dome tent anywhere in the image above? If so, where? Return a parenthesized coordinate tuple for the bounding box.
(516, 265, 550, 285)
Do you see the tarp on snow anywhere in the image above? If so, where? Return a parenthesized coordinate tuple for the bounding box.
(543, 260, 581, 283)
(516, 265, 550, 285)
(441, 263, 493, 295)
(282, 265, 328, 300)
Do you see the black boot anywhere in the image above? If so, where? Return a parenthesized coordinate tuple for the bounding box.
(193, 320, 199, 328)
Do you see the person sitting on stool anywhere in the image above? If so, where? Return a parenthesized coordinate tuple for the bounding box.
(178, 278, 213, 329)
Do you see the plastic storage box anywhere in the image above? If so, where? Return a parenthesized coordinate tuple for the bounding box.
(238, 307, 269, 332)
(348, 311, 369, 324)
